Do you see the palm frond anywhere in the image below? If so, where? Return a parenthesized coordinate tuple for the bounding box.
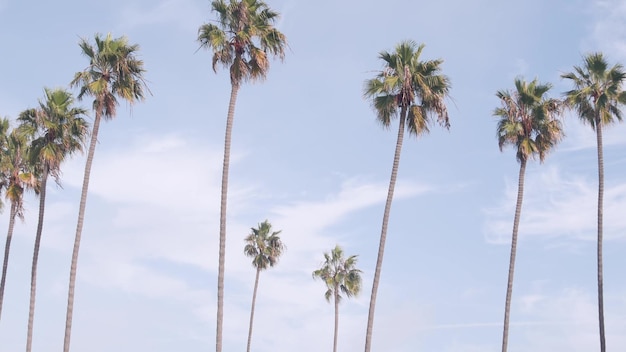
(365, 40, 451, 137)
(312, 245, 362, 304)
(494, 77, 563, 163)
(198, 0, 287, 85)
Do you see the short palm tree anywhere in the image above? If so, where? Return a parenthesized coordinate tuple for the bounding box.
(0, 126, 38, 321)
(197, 2, 286, 350)
(562, 53, 626, 352)
(65, 33, 148, 352)
(243, 220, 285, 352)
(17, 88, 89, 352)
(313, 245, 362, 352)
(362, 40, 451, 352)
(494, 78, 563, 352)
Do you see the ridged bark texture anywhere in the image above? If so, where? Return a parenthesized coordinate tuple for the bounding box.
(501, 158, 527, 352)
(364, 108, 407, 352)
(0, 202, 18, 321)
(26, 167, 49, 352)
(246, 267, 261, 352)
(595, 121, 606, 352)
(63, 108, 102, 352)
(216, 82, 240, 352)
(333, 286, 339, 352)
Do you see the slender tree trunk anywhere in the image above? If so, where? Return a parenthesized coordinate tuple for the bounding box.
(364, 108, 407, 352)
(216, 82, 240, 352)
(501, 158, 527, 352)
(26, 167, 48, 352)
(246, 267, 261, 352)
(595, 121, 606, 352)
(64, 108, 102, 352)
(333, 287, 339, 352)
(0, 202, 18, 321)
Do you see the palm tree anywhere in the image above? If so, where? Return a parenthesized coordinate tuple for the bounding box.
(17, 88, 89, 352)
(362, 40, 451, 352)
(0, 118, 12, 319)
(494, 78, 563, 352)
(243, 220, 285, 352)
(562, 53, 626, 352)
(197, 2, 286, 350)
(65, 33, 148, 352)
(313, 245, 362, 352)
(0, 126, 38, 321)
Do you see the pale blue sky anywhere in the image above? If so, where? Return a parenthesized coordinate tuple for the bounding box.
(1, 0, 626, 351)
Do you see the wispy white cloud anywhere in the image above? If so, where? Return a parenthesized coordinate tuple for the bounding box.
(483, 166, 626, 244)
(515, 288, 626, 351)
(559, 113, 626, 151)
(63, 133, 223, 211)
(585, 0, 626, 59)
(34, 132, 437, 351)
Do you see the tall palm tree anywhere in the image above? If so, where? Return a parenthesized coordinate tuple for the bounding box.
(362, 40, 450, 352)
(562, 53, 626, 352)
(243, 220, 285, 352)
(197, 2, 286, 350)
(65, 33, 147, 352)
(494, 78, 563, 352)
(17, 88, 89, 352)
(313, 245, 362, 352)
(0, 126, 38, 321)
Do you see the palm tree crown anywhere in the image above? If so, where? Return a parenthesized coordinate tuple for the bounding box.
(494, 78, 564, 163)
(1, 130, 38, 218)
(313, 245, 362, 303)
(364, 40, 451, 134)
(18, 88, 89, 181)
(197, 0, 287, 85)
(244, 220, 285, 270)
(562, 52, 626, 128)
(71, 33, 147, 117)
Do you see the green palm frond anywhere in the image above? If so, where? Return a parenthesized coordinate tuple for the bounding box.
(71, 33, 148, 121)
(18, 88, 89, 185)
(494, 77, 564, 163)
(312, 245, 362, 304)
(562, 52, 626, 130)
(198, 0, 287, 85)
(0, 128, 38, 219)
(364, 40, 451, 136)
(244, 220, 285, 271)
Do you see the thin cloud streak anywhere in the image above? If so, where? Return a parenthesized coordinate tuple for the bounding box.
(483, 166, 626, 244)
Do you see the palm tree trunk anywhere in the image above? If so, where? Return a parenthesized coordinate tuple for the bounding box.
(246, 267, 261, 352)
(64, 108, 102, 352)
(0, 202, 18, 321)
(364, 108, 407, 352)
(501, 158, 527, 352)
(216, 82, 240, 352)
(26, 167, 49, 352)
(595, 121, 606, 352)
(333, 287, 339, 352)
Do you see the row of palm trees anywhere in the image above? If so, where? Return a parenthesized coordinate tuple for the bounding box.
(243, 220, 362, 352)
(0, 88, 88, 351)
(198, 1, 625, 352)
(0, 34, 148, 352)
(495, 54, 625, 352)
